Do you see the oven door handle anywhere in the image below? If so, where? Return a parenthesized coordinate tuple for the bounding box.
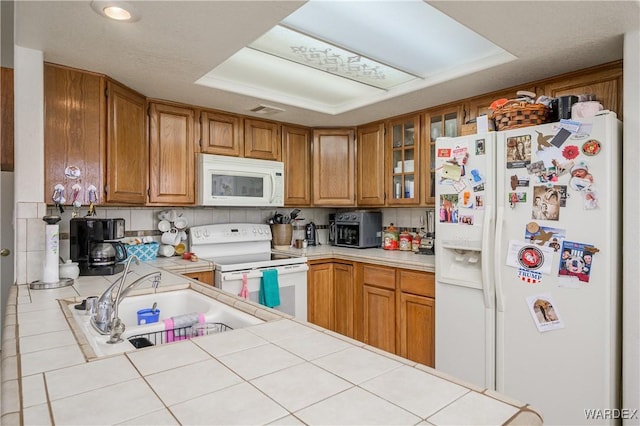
(220, 264, 309, 281)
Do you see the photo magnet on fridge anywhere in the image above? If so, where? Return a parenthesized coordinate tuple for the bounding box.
(532, 186, 562, 221)
(506, 135, 532, 169)
(526, 293, 565, 332)
(558, 241, 599, 283)
(524, 223, 566, 251)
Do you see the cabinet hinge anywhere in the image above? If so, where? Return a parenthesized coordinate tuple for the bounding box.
(104, 87, 109, 98)
(104, 184, 109, 194)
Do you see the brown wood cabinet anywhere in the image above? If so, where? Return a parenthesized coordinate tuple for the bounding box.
(244, 118, 280, 161)
(307, 260, 356, 338)
(1, 67, 14, 172)
(422, 105, 464, 205)
(44, 64, 105, 207)
(361, 264, 397, 353)
(312, 128, 356, 206)
(307, 261, 334, 330)
(105, 79, 147, 204)
(398, 269, 435, 367)
(199, 109, 243, 156)
(148, 101, 196, 205)
(387, 114, 421, 205)
(282, 125, 312, 206)
(183, 270, 214, 285)
(357, 122, 386, 206)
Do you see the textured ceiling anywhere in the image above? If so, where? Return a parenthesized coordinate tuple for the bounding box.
(14, 1, 640, 127)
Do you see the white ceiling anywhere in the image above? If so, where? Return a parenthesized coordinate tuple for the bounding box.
(13, 1, 640, 127)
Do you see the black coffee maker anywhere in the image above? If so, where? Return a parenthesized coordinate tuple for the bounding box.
(70, 218, 127, 276)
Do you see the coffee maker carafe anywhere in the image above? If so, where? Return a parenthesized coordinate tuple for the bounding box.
(70, 218, 127, 276)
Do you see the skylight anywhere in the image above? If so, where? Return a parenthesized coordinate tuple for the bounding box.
(196, 0, 515, 115)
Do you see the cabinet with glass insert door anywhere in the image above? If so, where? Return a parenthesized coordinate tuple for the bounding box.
(386, 114, 420, 205)
(422, 105, 464, 205)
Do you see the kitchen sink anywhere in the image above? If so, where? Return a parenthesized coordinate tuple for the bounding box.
(68, 288, 264, 358)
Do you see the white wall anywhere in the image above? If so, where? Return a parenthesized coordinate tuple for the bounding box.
(623, 29, 640, 425)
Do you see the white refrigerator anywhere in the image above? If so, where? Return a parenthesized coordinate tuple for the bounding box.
(435, 112, 621, 425)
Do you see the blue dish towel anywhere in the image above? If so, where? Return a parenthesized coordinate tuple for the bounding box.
(259, 269, 281, 308)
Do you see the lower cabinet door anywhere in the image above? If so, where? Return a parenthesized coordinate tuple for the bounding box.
(363, 285, 396, 354)
(399, 292, 435, 367)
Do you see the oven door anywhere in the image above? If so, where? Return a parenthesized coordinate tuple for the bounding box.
(335, 223, 361, 247)
(215, 263, 308, 321)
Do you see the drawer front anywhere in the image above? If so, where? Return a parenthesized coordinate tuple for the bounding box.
(362, 265, 396, 290)
(399, 270, 434, 298)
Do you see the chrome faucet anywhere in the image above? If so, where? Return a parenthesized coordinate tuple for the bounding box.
(90, 255, 162, 342)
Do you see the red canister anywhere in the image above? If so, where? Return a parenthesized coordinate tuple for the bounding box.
(399, 230, 412, 251)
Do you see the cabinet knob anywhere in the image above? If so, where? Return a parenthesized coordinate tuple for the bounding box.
(0, 248, 10, 257)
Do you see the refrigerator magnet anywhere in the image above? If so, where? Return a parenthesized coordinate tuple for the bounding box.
(506, 240, 555, 274)
(526, 293, 565, 332)
(437, 148, 451, 158)
(440, 162, 463, 182)
(582, 139, 602, 156)
(558, 241, 599, 283)
(475, 139, 486, 155)
(549, 128, 571, 148)
(562, 145, 580, 160)
(525, 224, 566, 251)
(439, 194, 459, 224)
(475, 195, 485, 210)
(526, 160, 546, 175)
(518, 268, 543, 284)
(506, 135, 532, 169)
(508, 192, 527, 208)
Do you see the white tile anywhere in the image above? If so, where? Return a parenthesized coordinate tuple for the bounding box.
(312, 346, 403, 384)
(267, 414, 305, 425)
(50, 378, 164, 425)
(360, 365, 470, 418)
(18, 314, 69, 337)
(126, 340, 210, 376)
(15, 255, 27, 285)
(29, 285, 78, 304)
(20, 345, 86, 376)
(212, 209, 231, 224)
(23, 403, 52, 425)
(396, 208, 412, 229)
(21, 374, 48, 408)
(245, 319, 315, 342)
(192, 208, 214, 226)
(16, 218, 27, 253)
(20, 329, 77, 354)
(192, 328, 269, 357)
(170, 381, 288, 425)
(45, 355, 140, 400)
(382, 209, 398, 228)
(116, 409, 179, 425)
(17, 298, 60, 313)
(428, 391, 519, 425)
(145, 358, 243, 406)
(251, 362, 352, 412)
(274, 330, 351, 361)
(26, 218, 45, 251)
(218, 343, 305, 380)
(295, 386, 421, 425)
(16, 202, 37, 219)
(129, 208, 155, 232)
(26, 251, 45, 283)
(37, 202, 48, 218)
(245, 209, 263, 224)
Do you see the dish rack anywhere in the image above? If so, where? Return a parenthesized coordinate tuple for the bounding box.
(127, 322, 233, 348)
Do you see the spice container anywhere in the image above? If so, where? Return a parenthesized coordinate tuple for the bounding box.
(399, 229, 412, 251)
(383, 223, 399, 250)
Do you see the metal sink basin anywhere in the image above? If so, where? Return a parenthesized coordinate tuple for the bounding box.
(69, 288, 263, 358)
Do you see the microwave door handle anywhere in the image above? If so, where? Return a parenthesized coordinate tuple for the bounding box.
(269, 174, 276, 203)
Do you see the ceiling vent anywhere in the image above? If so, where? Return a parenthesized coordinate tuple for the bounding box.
(250, 104, 285, 115)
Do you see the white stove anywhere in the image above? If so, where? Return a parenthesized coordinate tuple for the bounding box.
(189, 223, 308, 320)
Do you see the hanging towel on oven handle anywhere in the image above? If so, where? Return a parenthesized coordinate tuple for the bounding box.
(259, 269, 280, 308)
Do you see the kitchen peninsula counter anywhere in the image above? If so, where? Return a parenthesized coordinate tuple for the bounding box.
(274, 245, 436, 272)
(2, 264, 541, 425)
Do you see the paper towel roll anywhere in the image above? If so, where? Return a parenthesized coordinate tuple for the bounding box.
(42, 224, 60, 283)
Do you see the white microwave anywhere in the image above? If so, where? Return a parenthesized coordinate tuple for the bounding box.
(197, 153, 285, 207)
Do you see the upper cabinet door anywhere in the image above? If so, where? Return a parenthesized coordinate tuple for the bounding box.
(200, 110, 243, 156)
(148, 102, 196, 205)
(244, 118, 281, 161)
(105, 80, 147, 204)
(44, 64, 105, 207)
(357, 122, 386, 206)
(386, 114, 420, 206)
(282, 125, 312, 206)
(312, 128, 356, 206)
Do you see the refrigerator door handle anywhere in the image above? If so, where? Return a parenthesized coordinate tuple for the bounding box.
(494, 205, 505, 312)
(480, 205, 494, 309)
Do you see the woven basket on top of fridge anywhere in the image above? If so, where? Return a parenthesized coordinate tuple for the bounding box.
(491, 100, 550, 131)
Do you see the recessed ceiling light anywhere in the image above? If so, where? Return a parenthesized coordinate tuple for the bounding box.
(90, 1, 140, 22)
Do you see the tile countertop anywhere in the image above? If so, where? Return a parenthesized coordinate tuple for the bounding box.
(1, 262, 542, 425)
(273, 245, 436, 272)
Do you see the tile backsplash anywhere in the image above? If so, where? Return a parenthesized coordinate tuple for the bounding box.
(15, 203, 430, 284)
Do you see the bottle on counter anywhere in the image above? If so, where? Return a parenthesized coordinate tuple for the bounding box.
(412, 232, 422, 253)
